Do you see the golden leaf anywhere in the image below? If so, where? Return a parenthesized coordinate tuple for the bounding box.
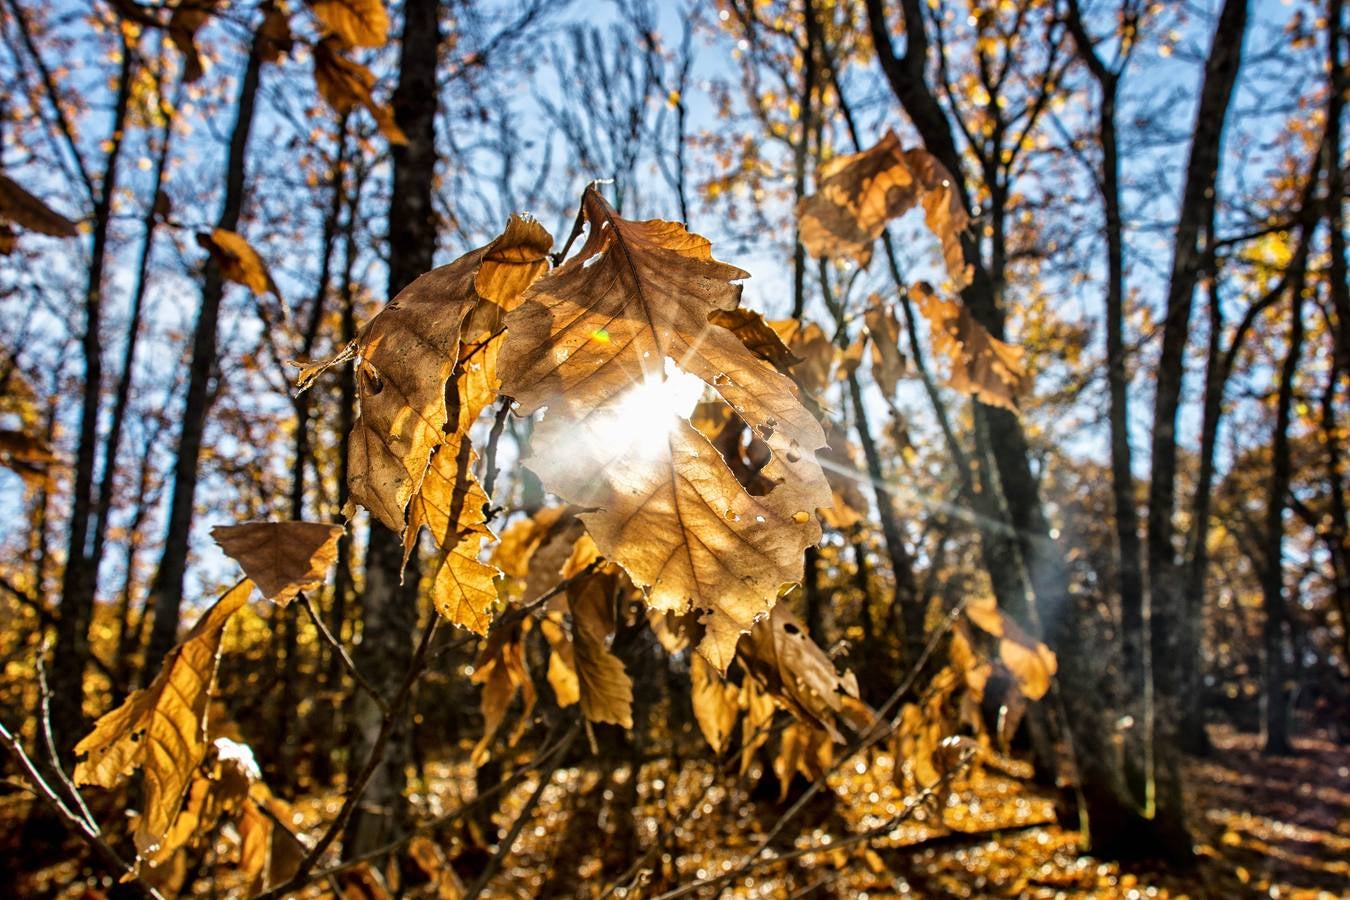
(797, 130, 972, 286)
(963, 595, 1057, 701)
(817, 420, 867, 530)
(540, 615, 580, 708)
(306, 0, 387, 47)
(737, 603, 872, 742)
(863, 296, 906, 397)
(211, 520, 343, 607)
(312, 36, 407, 145)
(0, 173, 78, 238)
(348, 216, 551, 535)
(500, 186, 831, 672)
(492, 506, 569, 579)
(740, 676, 776, 776)
(768, 319, 834, 396)
(197, 229, 280, 297)
(707, 308, 800, 374)
(568, 572, 633, 729)
(912, 282, 1030, 412)
(471, 619, 535, 766)
(773, 721, 833, 800)
(690, 653, 739, 754)
(74, 581, 251, 859)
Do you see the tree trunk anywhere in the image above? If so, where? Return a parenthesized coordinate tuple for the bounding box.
(144, 25, 268, 668)
(50, 41, 134, 756)
(346, 0, 443, 856)
(1144, 0, 1247, 849)
(1262, 291, 1306, 755)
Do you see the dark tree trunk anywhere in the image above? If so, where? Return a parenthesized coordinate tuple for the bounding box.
(144, 26, 269, 668)
(346, 0, 443, 856)
(1144, 0, 1247, 848)
(50, 42, 134, 756)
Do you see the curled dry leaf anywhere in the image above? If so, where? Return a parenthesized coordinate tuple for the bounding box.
(568, 571, 634, 729)
(0, 428, 59, 488)
(348, 215, 551, 536)
(964, 595, 1058, 701)
(690, 652, 739, 754)
(197, 229, 280, 298)
(313, 36, 407, 145)
(768, 318, 835, 396)
(864, 296, 906, 397)
(500, 185, 831, 672)
(0, 173, 78, 238)
(737, 603, 873, 742)
(74, 580, 252, 860)
(471, 619, 535, 766)
(912, 282, 1030, 413)
(168, 0, 221, 83)
(797, 130, 972, 287)
(307, 0, 388, 48)
(211, 520, 343, 607)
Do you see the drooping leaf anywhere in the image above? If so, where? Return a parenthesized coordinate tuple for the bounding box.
(197, 229, 280, 298)
(311, 36, 406, 144)
(167, 0, 221, 83)
(493, 506, 570, 579)
(768, 318, 835, 396)
(737, 603, 873, 742)
(912, 281, 1030, 412)
(74, 581, 251, 858)
(347, 216, 550, 534)
(500, 185, 832, 672)
(471, 619, 535, 766)
(772, 721, 833, 801)
(306, 0, 388, 48)
(817, 420, 868, 531)
(964, 595, 1058, 701)
(0, 428, 59, 487)
(0, 173, 78, 238)
(707, 308, 801, 375)
(211, 521, 343, 607)
(797, 130, 972, 287)
(863, 296, 906, 397)
(690, 653, 739, 754)
(568, 571, 633, 729)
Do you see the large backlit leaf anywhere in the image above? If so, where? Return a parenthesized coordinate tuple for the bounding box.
(500, 186, 831, 672)
(912, 282, 1030, 412)
(74, 581, 251, 858)
(211, 520, 343, 607)
(797, 129, 971, 287)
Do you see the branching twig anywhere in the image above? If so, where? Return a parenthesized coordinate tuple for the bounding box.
(298, 593, 388, 715)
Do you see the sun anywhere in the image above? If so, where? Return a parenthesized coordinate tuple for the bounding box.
(591, 357, 706, 458)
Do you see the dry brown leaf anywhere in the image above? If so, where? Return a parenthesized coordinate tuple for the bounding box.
(500, 185, 831, 672)
(312, 36, 406, 144)
(307, 0, 387, 47)
(912, 282, 1030, 412)
(707, 308, 800, 374)
(239, 783, 304, 896)
(864, 297, 906, 397)
(492, 506, 570, 579)
(258, 3, 294, 63)
(0, 173, 78, 238)
(211, 521, 342, 607)
(768, 319, 835, 396)
(690, 653, 739, 754)
(168, 0, 221, 83)
(737, 603, 872, 742)
(197, 229, 280, 297)
(963, 595, 1057, 701)
(740, 676, 776, 776)
(348, 216, 551, 534)
(797, 129, 972, 287)
(773, 721, 833, 800)
(817, 420, 867, 530)
(0, 428, 59, 487)
(74, 581, 251, 859)
(568, 572, 633, 729)
(541, 615, 581, 707)
(471, 619, 535, 766)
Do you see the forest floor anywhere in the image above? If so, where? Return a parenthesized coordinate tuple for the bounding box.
(3, 725, 1347, 898)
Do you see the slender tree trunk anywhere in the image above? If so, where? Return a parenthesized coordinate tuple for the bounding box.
(1262, 290, 1306, 755)
(789, 0, 817, 321)
(50, 41, 134, 756)
(1144, 0, 1247, 849)
(347, 0, 443, 856)
(144, 26, 268, 668)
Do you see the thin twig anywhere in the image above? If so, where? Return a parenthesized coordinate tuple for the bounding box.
(0, 719, 164, 899)
(298, 593, 388, 715)
(35, 651, 97, 828)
